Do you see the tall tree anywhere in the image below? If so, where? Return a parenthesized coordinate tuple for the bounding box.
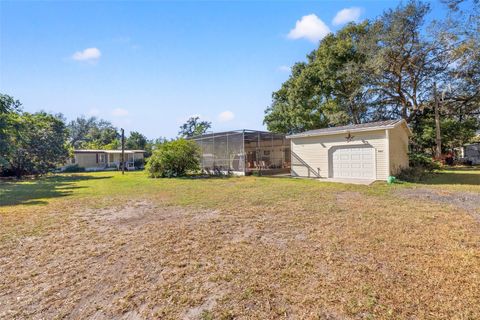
(365, 1, 444, 122)
(178, 116, 211, 137)
(0, 94, 22, 171)
(435, 0, 480, 117)
(126, 131, 148, 150)
(3, 112, 69, 178)
(67, 116, 119, 149)
(264, 23, 372, 134)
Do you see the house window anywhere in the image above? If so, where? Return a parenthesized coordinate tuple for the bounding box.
(98, 154, 106, 163)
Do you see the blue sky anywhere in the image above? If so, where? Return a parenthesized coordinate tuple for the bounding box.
(1, 1, 447, 139)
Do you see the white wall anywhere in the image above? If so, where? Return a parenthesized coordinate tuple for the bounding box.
(389, 125, 410, 175)
(290, 129, 389, 180)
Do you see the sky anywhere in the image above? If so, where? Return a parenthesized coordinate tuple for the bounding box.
(0, 0, 448, 139)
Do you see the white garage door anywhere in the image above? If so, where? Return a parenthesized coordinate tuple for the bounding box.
(332, 146, 375, 179)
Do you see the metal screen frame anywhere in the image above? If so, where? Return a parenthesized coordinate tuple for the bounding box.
(190, 130, 290, 175)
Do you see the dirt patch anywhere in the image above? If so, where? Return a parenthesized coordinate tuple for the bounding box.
(84, 200, 188, 227)
(397, 188, 480, 221)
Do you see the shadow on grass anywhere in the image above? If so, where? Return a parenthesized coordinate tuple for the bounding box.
(420, 171, 480, 185)
(0, 175, 112, 206)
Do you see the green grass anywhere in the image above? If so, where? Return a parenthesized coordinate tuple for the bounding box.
(1, 167, 478, 208)
(424, 167, 480, 184)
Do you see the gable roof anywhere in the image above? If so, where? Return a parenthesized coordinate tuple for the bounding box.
(287, 119, 411, 139)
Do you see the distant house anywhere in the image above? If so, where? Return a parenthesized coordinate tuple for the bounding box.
(64, 149, 145, 171)
(287, 120, 411, 181)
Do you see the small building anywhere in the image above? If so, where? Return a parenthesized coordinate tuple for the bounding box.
(65, 149, 145, 171)
(460, 143, 480, 165)
(190, 130, 291, 175)
(287, 120, 411, 181)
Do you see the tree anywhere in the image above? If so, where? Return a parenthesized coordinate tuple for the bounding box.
(67, 116, 119, 149)
(410, 109, 479, 154)
(365, 1, 445, 122)
(178, 116, 211, 137)
(264, 23, 372, 134)
(2, 112, 69, 178)
(434, 0, 480, 118)
(126, 131, 147, 150)
(144, 137, 167, 158)
(145, 139, 200, 178)
(265, 0, 479, 156)
(0, 94, 22, 170)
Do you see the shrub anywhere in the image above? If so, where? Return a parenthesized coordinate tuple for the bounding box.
(398, 152, 441, 182)
(145, 139, 200, 178)
(397, 166, 428, 182)
(408, 152, 441, 171)
(63, 164, 85, 173)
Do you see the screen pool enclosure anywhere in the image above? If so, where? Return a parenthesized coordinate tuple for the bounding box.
(189, 130, 291, 175)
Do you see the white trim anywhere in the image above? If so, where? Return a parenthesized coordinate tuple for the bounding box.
(385, 129, 391, 177)
(287, 119, 412, 139)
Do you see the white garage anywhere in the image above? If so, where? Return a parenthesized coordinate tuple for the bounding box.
(287, 120, 411, 181)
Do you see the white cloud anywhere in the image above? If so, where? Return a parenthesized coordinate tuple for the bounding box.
(217, 111, 235, 123)
(72, 47, 101, 61)
(111, 108, 129, 117)
(287, 14, 331, 43)
(332, 7, 363, 26)
(277, 65, 291, 72)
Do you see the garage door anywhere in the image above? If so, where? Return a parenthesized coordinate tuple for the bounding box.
(331, 146, 375, 179)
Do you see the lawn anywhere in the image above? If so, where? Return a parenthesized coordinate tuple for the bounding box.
(0, 169, 479, 319)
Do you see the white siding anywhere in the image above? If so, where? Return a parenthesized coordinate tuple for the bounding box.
(388, 125, 410, 175)
(75, 153, 99, 168)
(291, 129, 389, 180)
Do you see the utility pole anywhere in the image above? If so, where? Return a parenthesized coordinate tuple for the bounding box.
(121, 128, 125, 174)
(433, 82, 442, 159)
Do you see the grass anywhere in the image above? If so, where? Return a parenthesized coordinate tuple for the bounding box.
(0, 169, 479, 319)
(423, 167, 480, 187)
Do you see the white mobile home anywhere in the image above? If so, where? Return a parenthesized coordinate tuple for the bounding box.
(65, 149, 145, 171)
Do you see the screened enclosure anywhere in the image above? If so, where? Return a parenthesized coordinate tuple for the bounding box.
(190, 130, 291, 175)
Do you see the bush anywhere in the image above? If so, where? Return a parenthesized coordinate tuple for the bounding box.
(397, 166, 428, 182)
(63, 164, 85, 172)
(408, 152, 441, 171)
(145, 139, 200, 178)
(398, 152, 441, 182)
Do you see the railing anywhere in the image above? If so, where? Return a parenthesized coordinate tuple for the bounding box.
(291, 151, 321, 178)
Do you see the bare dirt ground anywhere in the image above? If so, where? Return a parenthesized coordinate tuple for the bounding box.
(1, 174, 480, 319)
(396, 188, 480, 222)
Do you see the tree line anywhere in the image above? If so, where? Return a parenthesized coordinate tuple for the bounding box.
(0, 94, 156, 178)
(264, 0, 479, 156)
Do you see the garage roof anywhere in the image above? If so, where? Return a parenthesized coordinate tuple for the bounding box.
(287, 119, 411, 139)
